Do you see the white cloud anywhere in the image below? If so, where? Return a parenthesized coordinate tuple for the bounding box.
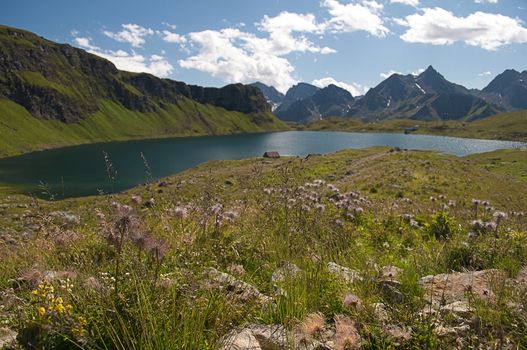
(74, 36, 173, 77)
(74, 37, 99, 51)
(396, 7, 527, 50)
(478, 71, 492, 76)
(256, 11, 335, 55)
(475, 0, 498, 3)
(161, 30, 186, 44)
(380, 70, 402, 79)
(390, 0, 419, 7)
(178, 29, 297, 93)
(412, 68, 425, 75)
(322, 0, 390, 37)
(103, 23, 154, 47)
(312, 77, 368, 96)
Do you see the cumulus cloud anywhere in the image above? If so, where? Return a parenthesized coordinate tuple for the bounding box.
(178, 2, 393, 93)
(396, 7, 527, 50)
(103, 23, 154, 47)
(390, 0, 419, 7)
(161, 30, 186, 44)
(179, 10, 341, 93)
(322, 0, 390, 37)
(312, 77, 369, 96)
(478, 71, 492, 76)
(178, 28, 296, 93)
(74, 36, 173, 77)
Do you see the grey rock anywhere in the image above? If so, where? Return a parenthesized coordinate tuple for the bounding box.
(271, 262, 301, 283)
(204, 268, 272, 305)
(327, 262, 362, 283)
(0, 327, 18, 348)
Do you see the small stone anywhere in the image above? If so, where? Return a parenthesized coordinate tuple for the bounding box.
(327, 262, 362, 283)
(0, 328, 18, 348)
(271, 262, 301, 283)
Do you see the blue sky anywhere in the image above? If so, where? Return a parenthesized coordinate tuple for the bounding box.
(2, 0, 526, 94)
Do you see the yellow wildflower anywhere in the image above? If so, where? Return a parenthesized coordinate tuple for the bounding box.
(55, 303, 66, 314)
(37, 307, 46, 317)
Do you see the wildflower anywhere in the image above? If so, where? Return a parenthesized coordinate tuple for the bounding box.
(302, 312, 325, 336)
(37, 307, 46, 317)
(448, 200, 456, 207)
(430, 196, 437, 202)
(493, 211, 507, 221)
(468, 231, 476, 239)
(472, 199, 481, 206)
(410, 219, 420, 228)
(334, 315, 361, 350)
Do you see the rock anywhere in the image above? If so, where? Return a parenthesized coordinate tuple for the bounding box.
(327, 262, 362, 283)
(158, 181, 168, 187)
(48, 211, 80, 228)
(379, 280, 405, 304)
(0, 328, 17, 348)
(227, 264, 246, 277)
(220, 324, 286, 350)
(263, 151, 280, 159)
(434, 324, 470, 339)
(204, 268, 272, 305)
(372, 303, 390, 322)
(271, 262, 301, 283)
(419, 269, 507, 308)
(515, 266, 527, 285)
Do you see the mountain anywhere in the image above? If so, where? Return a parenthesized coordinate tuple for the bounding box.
(276, 84, 354, 123)
(250, 82, 284, 110)
(478, 69, 527, 110)
(275, 83, 320, 114)
(0, 25, 287, 157)
(348, 66, 502, 121)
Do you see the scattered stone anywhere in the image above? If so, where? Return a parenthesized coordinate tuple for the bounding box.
(131, 195, 142, 204)
(227, 264, 246, 277)
(372, 303, 390, 323)
(204, 268, 272, 305)
(379, 280, 405, 304)
(220, 324, 286, 350)
(0, 327, 18, 348)
(263, 151, 280, 159)
(158, 181, 168, 187)
(419, 269, 507, 307)
(271, 262, 301, 283)
(327, 262, 362, 283)
(434, 324, 470, 339)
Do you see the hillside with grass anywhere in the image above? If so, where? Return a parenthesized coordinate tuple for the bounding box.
(0, 147, 526, 349)
(302, 110, 527, 142)
(0, 25, 288, 157)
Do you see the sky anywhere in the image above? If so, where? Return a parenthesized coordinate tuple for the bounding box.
(1, 0, 527, 95)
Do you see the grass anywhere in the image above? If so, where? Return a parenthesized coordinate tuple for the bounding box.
(0, 147, 526, 349)
(301, 110, 527, 142)
(0, 99, 289, 158)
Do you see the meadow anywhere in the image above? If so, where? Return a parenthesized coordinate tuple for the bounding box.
(0, 147, 526, 349)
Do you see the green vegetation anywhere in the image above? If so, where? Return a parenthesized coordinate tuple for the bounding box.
(301, 110, 527, 142)
(1, 148, 526, 349)
(0, 99, 289, 158)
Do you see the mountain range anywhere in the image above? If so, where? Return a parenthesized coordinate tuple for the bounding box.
(253, 66, 527, 123)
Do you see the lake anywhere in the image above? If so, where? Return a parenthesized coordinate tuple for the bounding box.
(0, 131, 524, 198)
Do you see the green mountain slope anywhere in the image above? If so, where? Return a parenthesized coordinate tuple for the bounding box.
(0, 25, 287, 157)
(0, 98, 287, 158)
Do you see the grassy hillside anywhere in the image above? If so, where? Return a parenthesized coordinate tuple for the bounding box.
(0, 98, 289, 157)
(303, 110, 527, 142)
(0, 148, 526, 349)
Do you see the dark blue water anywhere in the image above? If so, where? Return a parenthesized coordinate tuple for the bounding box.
(0, 131, 524, 197)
